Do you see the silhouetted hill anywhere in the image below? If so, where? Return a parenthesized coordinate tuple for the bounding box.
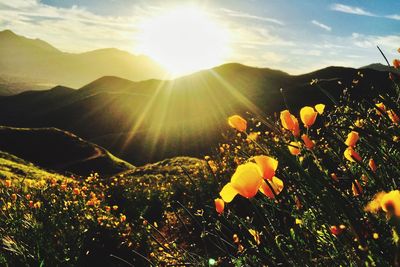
(0, 29, 167, 91)
(361, 63, 400, 74)
(0, 127, 133, 176)
(0, 64, 394, 165)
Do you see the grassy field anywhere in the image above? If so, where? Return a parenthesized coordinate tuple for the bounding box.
(0, 56, 400, 266)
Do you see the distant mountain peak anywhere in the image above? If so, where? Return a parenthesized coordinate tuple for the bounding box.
(0, 28, 60, 53)
(0, 29, 16, 36)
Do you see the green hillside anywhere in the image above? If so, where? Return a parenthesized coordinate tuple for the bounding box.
(0, 127, 133, 176)
(0, 150, 65, 181)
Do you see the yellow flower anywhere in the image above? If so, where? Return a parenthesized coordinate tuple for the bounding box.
(315, 104, 325, 114)
(369, 158, 377, 173)
(354, 119, 364, 128)
(248, 229, 261, 245)
(219, 162, 263, 203)
(33, 201, 41, 209)
(365, 192, 386, 214)
(214, 198, 225, 214)
(381, 190, 400, 217)
(259, 177, 284, 199)
(4, 180, 11, 187)
(365, 190, 400, 218)
(301, 134, 315, 150)
(352, 180, 362, 197)
(253, 155, 278, 180)
(228, 115, 247, 132)
(388, 110, 400, 124)
(288, 141, 301, 155)
(344, 147, 361, 162)
(246, 132, 259, 142)
(280, 110, 300, 136)
(300, 106, 318, 128)
(345, 131, 359, 147)
(375, 103, 386, 115)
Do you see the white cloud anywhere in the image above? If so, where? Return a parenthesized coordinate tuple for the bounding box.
(351, 32, 400, 51)
(220, 8, 284, 25)
(0, 0, 144, 53)
(386, 14, 400, 20)
(311, 20, 331, 31)
(330, 3, 376, 16)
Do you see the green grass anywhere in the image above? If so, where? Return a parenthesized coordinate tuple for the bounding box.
(0, 150, 65, 181)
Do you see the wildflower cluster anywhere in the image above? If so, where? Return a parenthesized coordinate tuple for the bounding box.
(165, 49, 400, 266)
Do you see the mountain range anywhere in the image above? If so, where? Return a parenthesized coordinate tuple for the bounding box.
(0, 62, 395, 165)
(0, 29, 167, 94)
(0, 29, 398, 167)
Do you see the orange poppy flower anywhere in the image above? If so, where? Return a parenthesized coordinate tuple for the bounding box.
(315, 104, 325, 114)
(393, 59, 400, 69)
(292, 116, 300, 136)
(301, 134, 315, 149)
(365, 192, 386, 214)
(345, 131, 359, 147)
(219, 162, 263, 203)
(388, 110, 400, 124)
(214, 198, 225, 214)
(352, 180, 363, 196)
(331, 173, 338, 182)
(375, 103, 386, 115)
(369, 159, 377, 172)
(288, 141, 301, 155)
(280, 110, 300, 136)
(381, 190, 400, 217)
(344, 147, 362, 162)
(300, 106, 318, 128)
(228, 115, 247, 132)
(330, 225, 343, 236)
(259, 177, 284, 199)
(4, 180, 11, 187)
(253, 155, 278, 180)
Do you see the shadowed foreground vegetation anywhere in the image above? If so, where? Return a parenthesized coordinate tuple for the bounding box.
(1, 54, 400, 266)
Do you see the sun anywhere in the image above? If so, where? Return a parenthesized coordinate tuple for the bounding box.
(137, 6, 230, 76)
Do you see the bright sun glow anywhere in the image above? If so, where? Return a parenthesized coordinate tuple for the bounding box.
(137, 6, 230, 76)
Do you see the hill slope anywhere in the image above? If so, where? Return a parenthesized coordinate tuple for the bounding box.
(0, 127, 133, 176)
(0, 150, 65, 181)
(0, 29, 167, 90)
(0, 63, 394, 165)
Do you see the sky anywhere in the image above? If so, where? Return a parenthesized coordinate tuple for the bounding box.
(0, 0, 399, 75)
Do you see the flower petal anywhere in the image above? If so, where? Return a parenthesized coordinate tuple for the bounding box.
(219, 183, 238, 203)
(315, 104, 325, 114)
(231, 162, 263, 199)
(253, 155, 278, 180)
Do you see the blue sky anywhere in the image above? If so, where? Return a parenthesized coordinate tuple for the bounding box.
(0, 0, 399, 74)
